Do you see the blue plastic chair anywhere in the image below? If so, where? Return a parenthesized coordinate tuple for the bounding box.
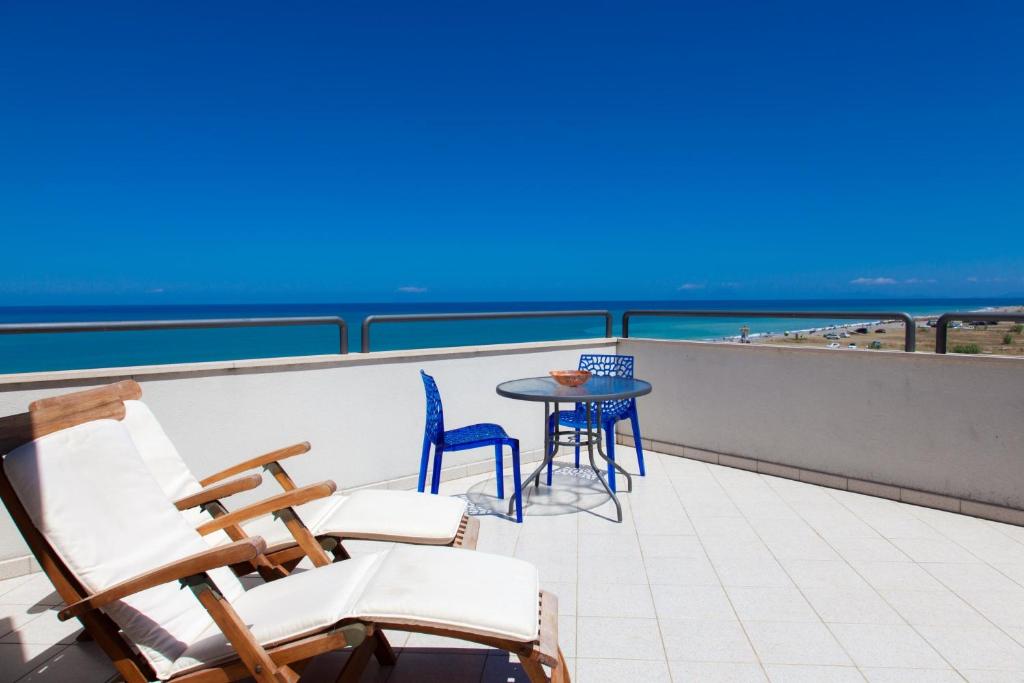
(547, 354, 645, 491)
(419, 370, 523, 522)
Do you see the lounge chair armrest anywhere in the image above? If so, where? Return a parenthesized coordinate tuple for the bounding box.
(199, 441, 311, 487)
(58, 538, 267, 621)
(174, 473, 263, 511)
(196, 481, 337, 535)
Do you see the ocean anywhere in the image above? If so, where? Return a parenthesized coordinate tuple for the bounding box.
(0, 298, 1016, 374)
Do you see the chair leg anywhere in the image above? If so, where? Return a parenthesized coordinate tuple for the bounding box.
(574, 428, 581, 468)
(512, 440, 523, 523)
(606, 425, 617, 493)
(418, 438, 432, 493)
(630, 409, 646, 476)
(430, 445, 445, 494)
(495, 443, 505, 499)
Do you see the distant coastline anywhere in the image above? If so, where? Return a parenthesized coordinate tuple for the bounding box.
(1, 298, 1021, 373)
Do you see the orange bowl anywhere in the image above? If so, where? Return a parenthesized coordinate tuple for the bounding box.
(549, 370, 591, 387)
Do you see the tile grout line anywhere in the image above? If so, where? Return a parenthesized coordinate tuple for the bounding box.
(704, 465, 871, 681)
(661, 454, 772, 680)
(762, 477, 968, 679)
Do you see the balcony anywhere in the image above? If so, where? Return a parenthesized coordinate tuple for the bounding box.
(1, 335, 1023, 680)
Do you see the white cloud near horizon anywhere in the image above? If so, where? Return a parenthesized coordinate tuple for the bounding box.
(850, 277, 898, 286)
(678, 283, 705, 290)
(397, 285, 428, 293)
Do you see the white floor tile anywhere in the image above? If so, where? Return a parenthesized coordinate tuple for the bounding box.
(576, 617, 664, 660)
(743, 621, 852, 666)
(669, 661, 768, 682)
(659, 619, 758, 664)
(826, 622, 949, 669)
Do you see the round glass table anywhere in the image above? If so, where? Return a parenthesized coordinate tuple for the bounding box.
(496, 376, 652, 522)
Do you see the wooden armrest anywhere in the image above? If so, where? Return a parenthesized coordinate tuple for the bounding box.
(174, 473, 263, 511)
(196, 481, 337, 535)
(200, 442, 311, 487)
(58, 538, 267, 621)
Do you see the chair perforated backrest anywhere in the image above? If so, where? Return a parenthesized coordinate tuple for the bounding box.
(420, 370, 446, 445)
(3, 419, 247, 679)
(578, 354, 635, 419)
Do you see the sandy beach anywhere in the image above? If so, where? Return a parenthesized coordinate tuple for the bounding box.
(734, 305, 1024, 355)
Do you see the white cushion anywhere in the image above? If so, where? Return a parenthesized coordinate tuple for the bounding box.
(3, 419, 246, 680)
(172, 552, 387, 676)
(176, 545, 540, 676)
(124, 400, 468, 547)
(322, 490, 467, 545)
(351, 545, 540, 643)
(122, 401, 203, 501)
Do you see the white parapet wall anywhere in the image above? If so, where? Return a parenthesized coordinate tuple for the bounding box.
(3, 335, 1024, 576)
(619, 338, 1024, 519)
(0, 338, 617, 573)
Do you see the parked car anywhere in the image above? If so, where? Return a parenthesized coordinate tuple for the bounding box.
(847, 343, 857, 349)
(840, 332, 850, 338)
(824, 333, 840, 340)
(874, 328, 886, 334)
(854, 327, 869, 334)
(869, 340, 883, 349)
(826, 342, 841, 349)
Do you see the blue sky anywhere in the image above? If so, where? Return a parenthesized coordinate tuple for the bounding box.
(1, 1, 1022, 303)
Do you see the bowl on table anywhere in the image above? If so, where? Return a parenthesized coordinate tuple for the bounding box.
(549, 370, 591, 387)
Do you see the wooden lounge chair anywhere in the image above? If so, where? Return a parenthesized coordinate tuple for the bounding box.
(0, 402, 569, 683)
(29, 381, 479, 578)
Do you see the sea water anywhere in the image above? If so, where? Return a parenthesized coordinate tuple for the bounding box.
(0, 298, 1014, 374)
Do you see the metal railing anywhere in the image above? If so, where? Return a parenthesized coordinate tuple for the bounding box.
(0, 316, 350, 354)
(934, 312, 1024, 354)
(622, 309, 918, 352)
(360, 310, 614, 353)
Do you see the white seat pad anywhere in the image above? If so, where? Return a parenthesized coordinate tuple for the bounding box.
(172, 553, 386, 676)
(351, 545, 540, 643)
(123, 400, 468, 548)
(175, 545, 540, 675)
(321, 490, 467, 545)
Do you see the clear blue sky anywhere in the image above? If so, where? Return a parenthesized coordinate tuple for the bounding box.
(1, 1, 1021, 303)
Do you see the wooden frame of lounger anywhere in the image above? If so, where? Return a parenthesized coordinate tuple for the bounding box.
(29, 380, 479, 578)
(0, 402, 568, 683)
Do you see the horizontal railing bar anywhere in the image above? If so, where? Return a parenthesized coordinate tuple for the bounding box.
(0, 316, 349, 354)
(360, 310, 614, 353)
(934, 312, 1024, 354)
(622, 310, 918, 352)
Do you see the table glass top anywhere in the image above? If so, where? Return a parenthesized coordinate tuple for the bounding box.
(496, 376, 652, 402)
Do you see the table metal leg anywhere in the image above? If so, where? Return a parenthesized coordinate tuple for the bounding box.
(509, 400, 557, 516)
(594, 403, 633, 493)
(584, 402, 623, 522)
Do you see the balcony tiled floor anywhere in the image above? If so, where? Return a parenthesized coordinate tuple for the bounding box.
(4, 448, 1024, 681)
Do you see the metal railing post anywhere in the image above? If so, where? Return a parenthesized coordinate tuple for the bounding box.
(934, 312, 1024, 353)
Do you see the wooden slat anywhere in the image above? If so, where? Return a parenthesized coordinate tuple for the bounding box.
(175, 474, 263, 511)
(196, 481, 337, 535)
(537, 590, 560, 668)
(59, 538, 268, 621)
(0, 401, 126, 453)
(171, 626, 364, 683)
(200, 442, 311, 487)
(454, 515, 479, 550)
(29, 380, 141, 419)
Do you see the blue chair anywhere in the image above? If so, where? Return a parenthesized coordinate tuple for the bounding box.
(419, 370, 523, 522)
(547, 354, 645, 491)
